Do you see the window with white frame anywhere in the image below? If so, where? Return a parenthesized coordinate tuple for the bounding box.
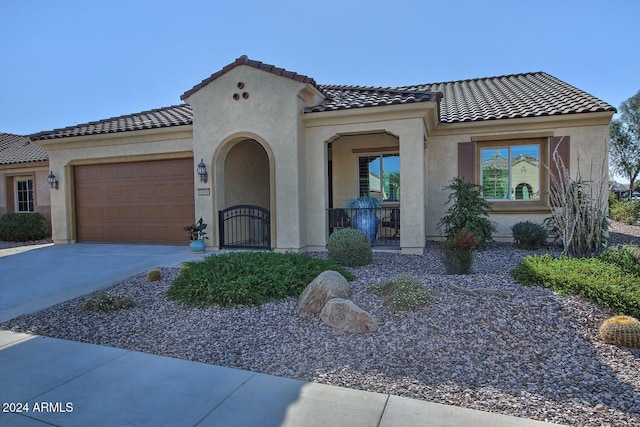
(15, 178, 34, 212)
(358, 154, 400, 203)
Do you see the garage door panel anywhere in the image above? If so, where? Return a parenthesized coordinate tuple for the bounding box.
(74, 159, 195, 244)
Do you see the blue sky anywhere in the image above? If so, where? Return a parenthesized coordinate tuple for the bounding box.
(1, 0, 638, 136)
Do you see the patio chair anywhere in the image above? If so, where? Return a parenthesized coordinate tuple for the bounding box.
(328, 209, 351, 233)
(381, 208, 400, 238)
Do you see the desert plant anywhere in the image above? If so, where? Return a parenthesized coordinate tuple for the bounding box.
(369, 274, 430, 311)
(184, 217, 208, 241)
(0, 212, 49, 242)
(511, 221, 549, 249)
(610, 200, 640, 225)
(597, 245, 640, 277)
(438, 177, 496, 248)
(599, 315, 640, 348)
(167, 251, 354, 307)
(510, 254, 640, 317)
(441, 228, 476, 274)
(546, 139, 609, 257)
(328, 228, 373, 267)
(84, 292, 135, 312)
(147, 268, 162, 281)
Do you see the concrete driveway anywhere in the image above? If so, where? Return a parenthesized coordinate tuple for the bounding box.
(0, 243, 208, 322)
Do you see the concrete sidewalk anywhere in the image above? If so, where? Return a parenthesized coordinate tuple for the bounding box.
(0, 244, 566, 426)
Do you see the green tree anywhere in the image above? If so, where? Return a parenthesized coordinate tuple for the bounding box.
(438, 177, 497, 247)
(610, 90, 640, 196)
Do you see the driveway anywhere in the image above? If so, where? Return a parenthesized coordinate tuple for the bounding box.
(0, 243, 208, 322)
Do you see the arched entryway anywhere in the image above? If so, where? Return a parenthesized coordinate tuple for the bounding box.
(217, 139, 272, 249)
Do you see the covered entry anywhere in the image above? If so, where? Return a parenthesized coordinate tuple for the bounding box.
(217, 139, 271, 249)
(74, 158, 195, 244)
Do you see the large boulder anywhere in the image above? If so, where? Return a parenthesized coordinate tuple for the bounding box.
(320, 298, 378, 333)
(297, 270, 349, 316)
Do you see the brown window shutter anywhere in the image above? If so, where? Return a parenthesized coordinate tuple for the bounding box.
(458, 142, 476, 182)
(549, 136, 570, 188)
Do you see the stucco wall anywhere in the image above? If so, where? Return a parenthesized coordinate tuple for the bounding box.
(223, 139, 270, 209)
(186, 65, 314, 251)
(303, 107, 432, 254)
(0, 163, 52, 233)
(425, 114, 612, 241)
(38, 128, 194, 243)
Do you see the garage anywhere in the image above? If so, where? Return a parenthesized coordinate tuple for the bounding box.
(74, 159, 195, 244)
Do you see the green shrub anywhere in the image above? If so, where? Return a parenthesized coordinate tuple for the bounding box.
(0, 212, 49, 242)
(369, 274, 431, 311)
(597, 245, 640, 278)
(510, 254, 640, 317)
(438, 177, 496, 248)
(327, 228, 372, 267)
(84, 293, 135, 312)
(511, 221, 549, 249)
(167, 251, 355, 307)
(610, 200, 640, 225)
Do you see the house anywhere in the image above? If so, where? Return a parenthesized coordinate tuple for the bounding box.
(28, 56, 614, 254)
(0, 133, 51, 229)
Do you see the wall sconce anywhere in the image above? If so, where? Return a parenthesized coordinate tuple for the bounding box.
(47, 171, 59, 190)
(196, 159, 208, 183)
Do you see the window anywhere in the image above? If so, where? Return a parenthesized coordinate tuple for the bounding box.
(15, 178, 34, 212)
(480, 145, 540, 201)
(358, 154, 400, 203)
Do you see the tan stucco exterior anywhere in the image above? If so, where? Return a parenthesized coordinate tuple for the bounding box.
(38, 127, 194, 243)
(0, 162, 51, 229)
(32, 63, 614, 252)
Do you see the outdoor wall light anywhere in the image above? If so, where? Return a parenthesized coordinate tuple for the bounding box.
(47, 171, 59, 190)
(196, 159, 208, 183)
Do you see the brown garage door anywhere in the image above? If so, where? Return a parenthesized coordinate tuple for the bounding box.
(74, 159, 195, 244)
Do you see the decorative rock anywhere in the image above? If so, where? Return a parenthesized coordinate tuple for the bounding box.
(320, 298, 378, 333)
(297, 270, 350, 316)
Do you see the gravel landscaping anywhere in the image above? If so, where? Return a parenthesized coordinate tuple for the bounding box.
(1, 223, 640, 426)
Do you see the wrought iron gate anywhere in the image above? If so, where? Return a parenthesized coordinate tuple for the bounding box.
(219, 205, 271, 250)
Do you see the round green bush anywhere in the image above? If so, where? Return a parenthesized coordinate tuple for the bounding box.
(328, 228, 372, 267)
(599, 315, 640, 349)
(0, 212, 49, 242)
(511, 220, 549, 249)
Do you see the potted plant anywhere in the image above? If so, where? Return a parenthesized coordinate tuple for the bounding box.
(184, 217, 208, 253)
(441, 228, 476, 274)
(346, 196, 381, 243)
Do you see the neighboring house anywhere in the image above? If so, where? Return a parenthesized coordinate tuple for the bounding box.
(0, 132, 51, 230)
(29, 56, 615, 253)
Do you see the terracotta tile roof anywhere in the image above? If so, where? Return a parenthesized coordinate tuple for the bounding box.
(0, 132, 48, 165)
(30, 104, 193, 141)
(396, 72, 615, 123)
(29, 67, 615, 143)
(305, 86, 443, 112)
(181, 55, 321, 100)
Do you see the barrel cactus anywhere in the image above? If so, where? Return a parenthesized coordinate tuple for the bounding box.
(147, 268, 162, 282)
(599, 315, 640, 349)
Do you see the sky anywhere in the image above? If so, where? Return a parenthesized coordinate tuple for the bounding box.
(1, 0, 639, 137)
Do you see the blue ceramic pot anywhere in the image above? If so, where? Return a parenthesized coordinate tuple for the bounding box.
(353, 210, 378, 243)
(189, 239, 206, 253)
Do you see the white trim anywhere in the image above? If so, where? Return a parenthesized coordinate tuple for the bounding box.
(14, 176, 34, 212)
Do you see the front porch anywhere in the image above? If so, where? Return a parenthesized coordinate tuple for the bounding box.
(327, 207, 400, 248)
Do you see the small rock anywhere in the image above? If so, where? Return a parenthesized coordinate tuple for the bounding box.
(297, 270, 349, 316)
(320, 298, 377, 333)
